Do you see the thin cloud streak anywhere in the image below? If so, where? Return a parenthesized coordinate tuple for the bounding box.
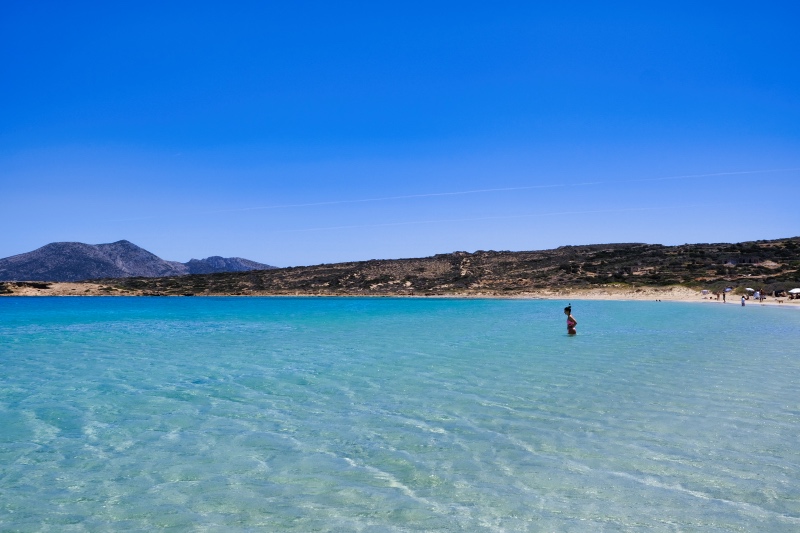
(273, 203, 708, 233)
(211, 168, 798, 213)
(110, 167, 797, 222)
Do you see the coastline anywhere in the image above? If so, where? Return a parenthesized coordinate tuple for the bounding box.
(3, 282, 799, 308)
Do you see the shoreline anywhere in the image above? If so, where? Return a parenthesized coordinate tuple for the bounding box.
(3, 282, 799, 308)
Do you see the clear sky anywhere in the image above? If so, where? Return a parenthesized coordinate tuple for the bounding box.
(2, 2, 799, 266)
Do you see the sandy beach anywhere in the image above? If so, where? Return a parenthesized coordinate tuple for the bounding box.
(519, 285, 800, 308)
(4, 281, 800, 308)
(2, 282, 112, 297)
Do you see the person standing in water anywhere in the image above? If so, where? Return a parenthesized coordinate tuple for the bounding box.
(564, 305, 577, 335)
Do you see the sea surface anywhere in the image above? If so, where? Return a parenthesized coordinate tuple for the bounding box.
(1, 297, 799, 532)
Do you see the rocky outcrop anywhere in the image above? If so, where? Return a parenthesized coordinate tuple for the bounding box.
(0, 240, 275, 282)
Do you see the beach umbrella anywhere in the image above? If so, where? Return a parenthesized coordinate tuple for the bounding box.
(745, 288, 755, 292)
(789, 288, 800, 294)
(724, 287, 732, 292)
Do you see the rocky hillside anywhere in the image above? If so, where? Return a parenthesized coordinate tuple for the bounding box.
(0, 240, 275, 282)
(91, 237, 799, 296)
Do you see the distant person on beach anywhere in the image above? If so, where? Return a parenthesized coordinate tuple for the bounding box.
(741, 296, 746, 306)
(564, 305, 577, 335)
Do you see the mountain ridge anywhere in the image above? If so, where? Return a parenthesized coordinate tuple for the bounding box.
(0, 240, 275, 282)
(2, 237, 798, 294)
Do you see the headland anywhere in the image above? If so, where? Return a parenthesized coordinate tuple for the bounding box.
(2, 237, 798, 307)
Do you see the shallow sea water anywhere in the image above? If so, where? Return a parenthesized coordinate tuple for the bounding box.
(1, 297, 799, 532)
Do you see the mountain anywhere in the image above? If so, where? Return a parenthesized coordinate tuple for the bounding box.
(184, 256, 270, 275)
(0, 240, 275, 282)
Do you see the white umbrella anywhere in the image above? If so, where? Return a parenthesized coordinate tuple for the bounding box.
(789, 288, 800, 294)
(724, 287, 732, 292)
(745, 288, 755, 292)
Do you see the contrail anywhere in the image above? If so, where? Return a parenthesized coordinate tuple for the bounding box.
(203, 167, 798, 214)
(111, 167, 797, 222)
(272, 203, 708, 233)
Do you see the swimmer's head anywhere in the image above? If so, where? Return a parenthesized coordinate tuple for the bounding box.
(564, 305, 571, 315)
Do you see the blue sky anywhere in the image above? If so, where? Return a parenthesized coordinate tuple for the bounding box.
(2, 2, 799, 266)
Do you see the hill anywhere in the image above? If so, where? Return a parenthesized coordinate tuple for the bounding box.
(0, 240, 275, 282)
(56, 236, 799, 297)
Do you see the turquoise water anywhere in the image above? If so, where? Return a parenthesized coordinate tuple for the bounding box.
(1, 297, 799, 532)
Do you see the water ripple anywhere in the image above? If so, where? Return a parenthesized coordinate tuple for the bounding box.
(2, 298, 799, 530)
